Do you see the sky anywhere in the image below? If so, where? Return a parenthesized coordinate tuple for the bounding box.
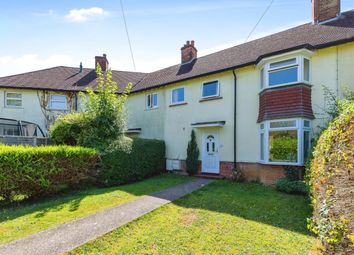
(0, 0, 353, 77)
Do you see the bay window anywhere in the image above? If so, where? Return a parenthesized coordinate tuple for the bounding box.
(260, 119, 312, 165)
(260, 55, 311, 89)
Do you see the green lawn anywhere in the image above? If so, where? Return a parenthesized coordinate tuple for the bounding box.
(69, 181, 317, 255)
(0, 174, 191, 244)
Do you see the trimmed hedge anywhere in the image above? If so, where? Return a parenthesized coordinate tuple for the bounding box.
(99, 137, 165, 186)
(308, 101, 354, 253)
(0, 145, 99, 202)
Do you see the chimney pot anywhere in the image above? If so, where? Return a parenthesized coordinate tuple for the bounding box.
(181, 40, 197, 64)
(312, 0, 341, 24)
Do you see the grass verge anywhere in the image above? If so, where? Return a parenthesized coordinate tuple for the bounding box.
(0, 174, 191, 244)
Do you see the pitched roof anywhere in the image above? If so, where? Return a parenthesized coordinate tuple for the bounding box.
(1, 9, 354, 93)
(133, 9, 354, 92)
(0, 66, 147, 93)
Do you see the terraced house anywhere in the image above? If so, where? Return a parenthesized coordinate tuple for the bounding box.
(1, 0, 353, 184)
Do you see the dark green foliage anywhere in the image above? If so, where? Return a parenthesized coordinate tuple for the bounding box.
(50, 112, 92, 146)
(0, 145, 99, 203)
(186, 130, 199, 175)
(276, 178, 308, 195)
(284, 166, 301, 181)
(98, 138, 166, 186)
(276, 166, 307, 195)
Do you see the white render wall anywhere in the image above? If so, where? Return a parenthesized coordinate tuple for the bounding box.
(126, 42, 354, 164)
(0, 89, 47, 134)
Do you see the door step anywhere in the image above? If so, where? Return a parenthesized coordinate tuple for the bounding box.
(194, 173, 225, 180)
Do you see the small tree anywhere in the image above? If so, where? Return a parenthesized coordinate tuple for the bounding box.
(51, 65, 131, 151)
(186, 130, 199, 175)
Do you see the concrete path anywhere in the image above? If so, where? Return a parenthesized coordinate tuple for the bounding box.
(0, 178, 213, 255)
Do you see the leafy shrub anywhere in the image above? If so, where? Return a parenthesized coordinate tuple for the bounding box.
(276, 178, 308, 195)
(186, 130, 199, 175)
(50, 112, 92, 146)
(50, 65, 131, 151)
(98, 138, 165, 186)
(0, 145, 99, 203)
(308, 100, 354, 253)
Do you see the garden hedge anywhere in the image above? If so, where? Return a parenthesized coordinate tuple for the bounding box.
(0, 145, 99, 203)
(99, 137, 165, 186)
(308, 101, 354, 254)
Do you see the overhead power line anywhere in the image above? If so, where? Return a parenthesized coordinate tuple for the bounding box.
(120, 0, 136, 70)
(244, 0, 275, 43)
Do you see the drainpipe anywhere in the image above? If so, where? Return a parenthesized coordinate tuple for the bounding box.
(74, 93, 78, 111)
(232, 70, 237, 169)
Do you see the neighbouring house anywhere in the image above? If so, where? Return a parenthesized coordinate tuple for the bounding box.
(1, 0, 354, 184)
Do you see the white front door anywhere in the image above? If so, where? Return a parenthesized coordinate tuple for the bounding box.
(202, 132, 220, 174)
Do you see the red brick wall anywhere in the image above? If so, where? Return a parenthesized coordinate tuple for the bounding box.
(258, 84, 314, 123)
(313, 0, 340, 23)
(178, 160, 303, 185)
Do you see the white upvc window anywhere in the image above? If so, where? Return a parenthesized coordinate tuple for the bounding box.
(146, 93, 158, 109)
(260, 118, 312, 165)
(202, 80, 219, 98)
(171, 87, 185, 105)
(5, 92, 22, 108)
(49, 95, 67, 110)
(260, 55, 311, 89)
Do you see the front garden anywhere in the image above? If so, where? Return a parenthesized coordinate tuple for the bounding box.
(68, 181, 317, 255)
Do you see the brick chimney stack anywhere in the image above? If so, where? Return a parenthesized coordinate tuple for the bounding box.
(181, 40, 197, 64)
(95, 54, 109, 71)
(312, 0, 341, 24)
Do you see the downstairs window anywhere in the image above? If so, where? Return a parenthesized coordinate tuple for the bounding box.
(260, 119, 312, 165)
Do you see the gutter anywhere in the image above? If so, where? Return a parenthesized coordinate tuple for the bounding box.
(232, 70, 237, 170)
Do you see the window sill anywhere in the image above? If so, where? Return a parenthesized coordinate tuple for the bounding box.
(145, 107, 159, 111)
(169, 102, 187, 107)
(48, 109, 68, 111)
(4, 106, 23, 109)
(258, 161, 303, 166)
(199, 96, 223, 102)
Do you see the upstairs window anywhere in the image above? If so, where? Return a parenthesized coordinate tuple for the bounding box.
(269, 58, 298, 86)
(260, 55, 311, 89)
(5, 92, 22, 108)
(202, 81, 219, 98)
(49, 95, 67, 110)
(171, 88, 185, 104)
(146, 93, 158, 109)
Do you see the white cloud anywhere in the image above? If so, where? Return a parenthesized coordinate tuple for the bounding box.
(65, 7, 109, 23)
(0, 54, 76, 77)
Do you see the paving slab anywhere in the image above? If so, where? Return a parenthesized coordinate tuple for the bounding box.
(0, 178, 213, 255)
